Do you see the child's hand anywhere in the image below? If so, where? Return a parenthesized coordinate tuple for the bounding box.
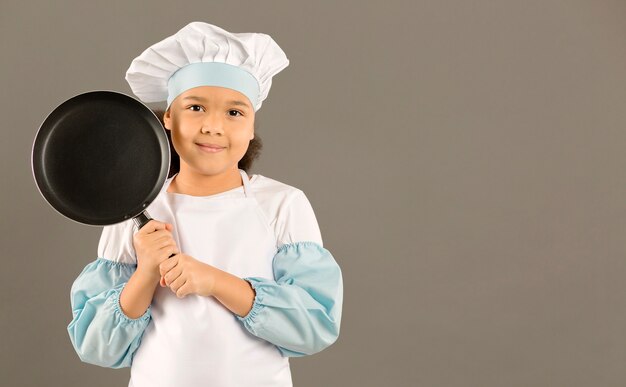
(159, 254, 217, 298)
(133, 220, 179, 282)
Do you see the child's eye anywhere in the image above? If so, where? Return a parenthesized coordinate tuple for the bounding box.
(228, 110, 243, 117)
(187, 105, 204, 112)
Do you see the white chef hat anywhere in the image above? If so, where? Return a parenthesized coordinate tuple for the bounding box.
(125, 21, 289, 111)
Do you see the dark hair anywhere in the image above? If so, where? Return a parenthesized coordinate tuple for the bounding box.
(152, 109, 263, 178)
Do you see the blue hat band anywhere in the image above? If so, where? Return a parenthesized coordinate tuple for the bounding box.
(166, 62, 260, 110)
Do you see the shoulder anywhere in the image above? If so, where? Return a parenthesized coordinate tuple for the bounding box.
(249, 173, 300, 194)
(249, 174, 304, 206)
(250, 174, 323, 246)
(249, 174, 315, 220)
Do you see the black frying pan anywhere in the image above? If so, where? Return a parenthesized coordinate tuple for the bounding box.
(32, 91, 170, 230)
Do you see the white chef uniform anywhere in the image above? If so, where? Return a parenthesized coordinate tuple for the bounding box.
(68, 169, 343, 386)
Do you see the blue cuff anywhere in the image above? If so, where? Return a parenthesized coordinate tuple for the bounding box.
(236, 242, 343, 356)
(67, 258, 152, 368)
(112, 284, 151, 323)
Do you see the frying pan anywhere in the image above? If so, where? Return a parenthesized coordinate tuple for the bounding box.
(31, 91, 170, 230)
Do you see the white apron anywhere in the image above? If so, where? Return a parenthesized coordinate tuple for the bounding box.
(129, 169, 292, 387)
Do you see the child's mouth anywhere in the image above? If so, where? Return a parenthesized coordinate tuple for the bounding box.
(196, 143, 225, 153)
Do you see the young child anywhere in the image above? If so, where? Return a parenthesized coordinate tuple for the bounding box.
(67, 21, 343, 387)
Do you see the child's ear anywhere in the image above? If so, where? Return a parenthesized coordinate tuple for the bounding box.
(163, 109, 172, 130)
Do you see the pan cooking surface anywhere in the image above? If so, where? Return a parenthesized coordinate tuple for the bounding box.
(33, 91, 169, 225)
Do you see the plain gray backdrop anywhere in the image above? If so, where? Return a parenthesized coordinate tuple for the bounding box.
(2, 1, 626, 386)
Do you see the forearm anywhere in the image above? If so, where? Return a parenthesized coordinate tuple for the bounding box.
(211, 267, 256, 318)
(119, 270, 159, 319)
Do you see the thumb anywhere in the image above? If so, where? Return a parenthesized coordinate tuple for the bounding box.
(165, 223, 173, 232)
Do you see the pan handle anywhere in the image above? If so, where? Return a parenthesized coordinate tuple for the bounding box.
(132, 210, 172, 287)
(132, 211, 152, 230)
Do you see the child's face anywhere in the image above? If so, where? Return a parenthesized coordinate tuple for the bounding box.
(163, 86, 255, 177)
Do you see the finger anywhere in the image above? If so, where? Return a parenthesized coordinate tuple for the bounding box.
(152, 237, 178, 252)
(136, 220, 168, 235)
(169, 272, 186, 292)
(159, 255, 178, 275)
(159, 253, 180, 274)
(147, 230, 176, 243)
(164, 266, 182, 286)
(159, 246, 180, 263)
(176, 281, 191, 298)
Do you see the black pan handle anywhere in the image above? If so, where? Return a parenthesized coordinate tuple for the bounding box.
(132, 211, 152, 230)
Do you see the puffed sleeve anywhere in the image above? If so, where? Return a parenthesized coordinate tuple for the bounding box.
(67, 220, 151, 368)
(237, 190, 343, 357)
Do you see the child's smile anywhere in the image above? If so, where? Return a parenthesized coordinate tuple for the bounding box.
(196, 142, 226, 153)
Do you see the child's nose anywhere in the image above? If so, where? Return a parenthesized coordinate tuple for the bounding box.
(200, 114, 224, 135)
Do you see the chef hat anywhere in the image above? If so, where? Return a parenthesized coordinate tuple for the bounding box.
(125, 21, 289, 111)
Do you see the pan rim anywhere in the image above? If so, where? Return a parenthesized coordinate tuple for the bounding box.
(31, 89, 170, 227)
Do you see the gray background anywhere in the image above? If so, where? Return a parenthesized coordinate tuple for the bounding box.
(1, 1, 625, 386)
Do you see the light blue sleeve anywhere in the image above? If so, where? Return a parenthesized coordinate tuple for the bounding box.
(67, 258, 151, 368)
(237, 241, 343, 357)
